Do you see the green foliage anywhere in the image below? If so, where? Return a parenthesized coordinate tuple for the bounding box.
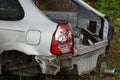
(38, 0, 46, 10)
(93, 0, 120, 42)
(92, 1, 120, 79)
(92, 75, 104, 80)
(106, 59, 120, 75)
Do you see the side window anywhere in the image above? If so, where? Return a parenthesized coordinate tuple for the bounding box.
(0, 0, 24, 21)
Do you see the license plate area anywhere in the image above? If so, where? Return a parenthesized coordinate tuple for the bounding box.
(60, 59, 72, 68)
(55, 54, 72, 68)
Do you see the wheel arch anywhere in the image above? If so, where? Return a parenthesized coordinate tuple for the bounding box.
(0, 42, 40, 56)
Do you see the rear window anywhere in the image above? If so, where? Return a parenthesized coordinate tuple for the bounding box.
(0, 0, 24, 21)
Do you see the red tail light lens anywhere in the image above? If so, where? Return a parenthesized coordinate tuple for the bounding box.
(51, 24, 74, 55)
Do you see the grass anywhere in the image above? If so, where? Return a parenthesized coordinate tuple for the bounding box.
(92, 75, 105, 80)
(91, 59, 120, 80)
(0, 0, 119, 80)
(27, 1, 120, 80)
(93, 0, 120, 43)
(91, 0, 120, 79)
(107, 60, 120, 75)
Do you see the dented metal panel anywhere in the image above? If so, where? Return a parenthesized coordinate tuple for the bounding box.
(72, 46, 106, 75)
(0, 0, 111, 76)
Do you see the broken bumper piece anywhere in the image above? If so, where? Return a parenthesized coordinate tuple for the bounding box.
(35, 56, 60, 75)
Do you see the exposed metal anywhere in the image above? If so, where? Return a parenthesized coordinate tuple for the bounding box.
(72, 46, 106, 75)
(0, 0, 111, 77)
(99, 62, 116, 76)
(35, 56, 60, 75)
(103, 68, 116, 76)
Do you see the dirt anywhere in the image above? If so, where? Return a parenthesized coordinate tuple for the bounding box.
(103, 42, 120, 80)
(106, 42, 120, 60)
(105, 76, 120, 80)
(1, 41, 119, 80)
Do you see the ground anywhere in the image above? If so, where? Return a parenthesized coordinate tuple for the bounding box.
(0, 0, 120, 80)
(92, 41, 120, 80)
(105, 42, 120, 80)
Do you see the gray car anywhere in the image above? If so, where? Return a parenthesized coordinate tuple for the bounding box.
(0, 0, 114, 77)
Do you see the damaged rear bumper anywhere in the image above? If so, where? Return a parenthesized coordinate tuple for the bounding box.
(35, 54, 72, 75)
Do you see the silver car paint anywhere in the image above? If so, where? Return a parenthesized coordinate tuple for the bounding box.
(0, 0, 57, 56)
(0, 0, 111, 75)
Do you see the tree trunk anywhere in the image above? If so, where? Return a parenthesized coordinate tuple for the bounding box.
(88, 0, 95, 2)
(86, 0, 95, 5)
(46, 0, 77, 11)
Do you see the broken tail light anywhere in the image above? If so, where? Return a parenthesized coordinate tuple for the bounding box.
(51, 24, 74, 55)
